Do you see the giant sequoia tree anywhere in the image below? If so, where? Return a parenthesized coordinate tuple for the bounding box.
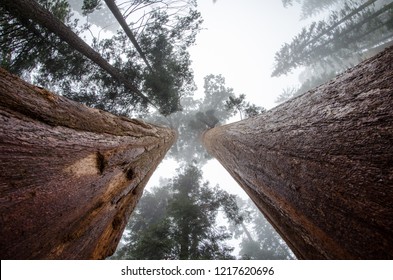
(0, 68, 175, 259)
(203, 46, 393, 259)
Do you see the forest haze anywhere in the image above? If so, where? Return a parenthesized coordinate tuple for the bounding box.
(1, 0, 392, 260)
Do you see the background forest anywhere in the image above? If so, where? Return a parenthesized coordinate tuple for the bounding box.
(1, 0, 392, 259)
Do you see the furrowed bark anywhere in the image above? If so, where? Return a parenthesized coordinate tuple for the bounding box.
(0, 68, 176, 259)
(203, 46, 393, 259)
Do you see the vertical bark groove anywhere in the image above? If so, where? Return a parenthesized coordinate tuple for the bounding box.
(203, 46, 393, 259)
(0, 68, 176, 259)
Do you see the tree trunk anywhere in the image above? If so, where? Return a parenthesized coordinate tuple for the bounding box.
(1, 0, 152, 106)
(104, 0, 154, 73)
(0, 68, 176, 259)
(203, 46, 393, 259)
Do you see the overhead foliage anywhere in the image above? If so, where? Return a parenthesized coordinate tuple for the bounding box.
(1, 0, 202, 116)
(0, 0, 85, 76)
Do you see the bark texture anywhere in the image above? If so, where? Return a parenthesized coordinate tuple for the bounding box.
(203, 46, 393, 259)
(0, 68, 175, 259)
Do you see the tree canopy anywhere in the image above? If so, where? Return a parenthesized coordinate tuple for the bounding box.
(1, 0, 202, 116)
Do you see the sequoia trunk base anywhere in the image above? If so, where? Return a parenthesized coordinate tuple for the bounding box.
(0, 68, 175, 259)
(203, 46, 393, 259)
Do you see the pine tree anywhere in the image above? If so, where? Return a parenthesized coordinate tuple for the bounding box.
(112, 165, 241, 260)
(273, 0, 393, 77)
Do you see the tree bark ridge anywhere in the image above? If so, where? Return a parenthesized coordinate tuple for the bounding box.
(0, 68, 176, 259)
(203, 46, 393, 259)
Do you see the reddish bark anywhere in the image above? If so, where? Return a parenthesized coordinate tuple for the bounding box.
(0, 68, 175, 259)
(203, 46, 393, 259)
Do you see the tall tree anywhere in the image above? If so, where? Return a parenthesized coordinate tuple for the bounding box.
(0, 0, 86, 76)
(151, 74, 237, 165)
(236, 199, 295, 260)
(103, 0, 153, 72)
(78, 0, 202, 116)
(282, 0, 343, 19)
(1, 0, 162, 111)
(273, 0, 393, 77)
(203, 46, 393, 259)
(225, 94, 266, 120)
(0, 68, 176, 259)
(111, 165, 240, 260)
(2, 0, 150, 100)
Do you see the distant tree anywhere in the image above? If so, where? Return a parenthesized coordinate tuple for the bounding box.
(273, 0, 393, 77)
(194, 110, 219, 129)
(145, 74, 238, 165)
(275, 87, 298, 104)
(238, 200, 295, 260)
(281, 0, 341, 19)
(111, 165, 241, 260)
(225, 94, 266, 120)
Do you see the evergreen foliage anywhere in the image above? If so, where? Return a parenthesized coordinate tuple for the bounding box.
(1, 0, 201, 116)
(225, 94, 266, 120)
(275, 0, 393, 104)
(274, 0, 393, 77)
(111, 165, 240, 260)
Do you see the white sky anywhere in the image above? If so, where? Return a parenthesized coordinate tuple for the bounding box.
(147, 0, 311, 199)
(189, 0, 308, 109)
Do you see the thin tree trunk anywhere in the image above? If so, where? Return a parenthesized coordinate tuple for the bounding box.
(0, 68, 176, 259)
(309, 1, 393, 60)
(104, 0, 154, 73)
(1, 0, 153, 106)
(304, 0, 378, 49)
(203, 46, 393, 259)
(241, 222, 254, 243)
